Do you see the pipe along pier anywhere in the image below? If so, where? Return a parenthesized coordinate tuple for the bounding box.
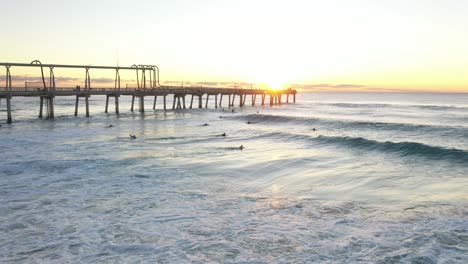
(0, 61, 297, 124)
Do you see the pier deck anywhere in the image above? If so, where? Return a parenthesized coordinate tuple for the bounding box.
(0, 61, 297, 123)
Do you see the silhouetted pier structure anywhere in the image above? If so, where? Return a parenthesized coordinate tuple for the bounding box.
(0, 61, 297, 124)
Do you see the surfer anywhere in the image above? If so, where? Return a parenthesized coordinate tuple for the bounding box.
(239, 145, 244, 150)
(247, 121, 252, 124)
(129, 134, 137, 139)
(108, 124, 113, 128)
(221, 133, 226, 137)
(202, 123, 209, 126)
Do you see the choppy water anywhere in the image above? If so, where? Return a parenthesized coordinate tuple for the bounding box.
(1, 92, 467, 263)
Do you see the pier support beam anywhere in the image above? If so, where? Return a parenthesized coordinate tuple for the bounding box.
(153, 95, 157, 109)
(215, 95, 218, 109)
(190, 95, 194, 108)
(228, 95, 232, 107)
(38, 96, 54, 119)
(85, 96, 89, 117)
(39, 97, 44, 118)
(115, 96, 119, 114)
(286, 94, 289, 103)
(139, 96, 144, 112)
(293, 94, 296, 103)
(163, 95, 167, 110)
(105, 94, 119, 114)
(74, 95, 90, 117)
(48, 97, 54, 119)
(219, 94, 223, 107)
(198, 95, 203, 108)
(131, 96, 135, 112)
(205, 94, 209, 108)
(172, 95, 176, 109)
(105, 95, 109, 113)
(261, 94, 266, 106)
(74, 96, 79, 116)
(231, 94, 235, 107)
(6, 97, 12, 124)
(182, 95, 186, 109)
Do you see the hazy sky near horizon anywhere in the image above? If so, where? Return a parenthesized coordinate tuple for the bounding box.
(1, 0, 468, 92)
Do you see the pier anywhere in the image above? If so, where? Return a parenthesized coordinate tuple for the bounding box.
(0, 61, 297, 124)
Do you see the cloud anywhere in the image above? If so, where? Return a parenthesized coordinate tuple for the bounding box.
(0, 75, 134, 86)
(162, 80, 253, 88)
(294, 83, 366, 90)
(292, 83, 445, 93)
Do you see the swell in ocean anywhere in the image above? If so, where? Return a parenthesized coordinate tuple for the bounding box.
(245, 130, 468, 164)
(222, 111, 468, 165)
(314, 102, 468, 112)
(230, 113, 468, 132)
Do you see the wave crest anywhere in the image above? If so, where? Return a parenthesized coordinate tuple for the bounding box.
(314, 135, 468, 163)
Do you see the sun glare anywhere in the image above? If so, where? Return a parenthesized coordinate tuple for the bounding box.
(254, 73, 290, 91)
(266, 80, 285, 91)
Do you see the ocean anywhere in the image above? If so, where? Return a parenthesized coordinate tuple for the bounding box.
(0, 92, 467, 263)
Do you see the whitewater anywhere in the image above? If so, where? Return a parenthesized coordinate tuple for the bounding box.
(0, 92, 467, 263)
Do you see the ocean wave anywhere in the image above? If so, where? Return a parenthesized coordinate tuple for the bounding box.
(316, 102, 468, 112)
(314, 135, 468, 163)
(249, 130, 468, 163)
(317, 102, 393, 108)
(236, 114, 468, 134)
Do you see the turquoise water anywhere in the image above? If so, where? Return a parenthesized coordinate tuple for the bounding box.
(1, 92, 467, 263)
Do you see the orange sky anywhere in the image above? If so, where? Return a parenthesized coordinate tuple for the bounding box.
(1, 0, 468, 93)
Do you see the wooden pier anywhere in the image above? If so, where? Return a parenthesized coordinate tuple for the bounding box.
(0, 61, 297, 123)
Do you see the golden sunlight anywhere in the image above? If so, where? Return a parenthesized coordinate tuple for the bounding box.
(252, 66, 292, 91)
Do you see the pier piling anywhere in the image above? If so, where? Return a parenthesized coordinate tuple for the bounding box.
(115, 96, 119, 114)
(190, 95, 194, 108)
(105, 95, 119, 114)
(105, 95, 109, 113)
(74, 96, 79, 116)
(39, 97, 44, 118)
(48, 97, 54, 118)
(139, 96, 144, 112)
(85, 96, 89, 117)
(6, 97, 12, 124)
(131, 96, 135, 112)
